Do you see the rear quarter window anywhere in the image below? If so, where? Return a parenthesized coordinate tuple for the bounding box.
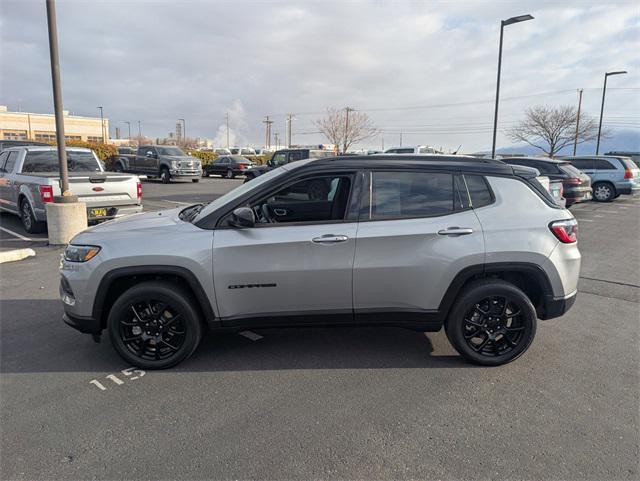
(464, 175, 493, 208)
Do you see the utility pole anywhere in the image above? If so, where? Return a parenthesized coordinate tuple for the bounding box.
(596, 70, 627, 155)
(286, 113, 294, 148)
(274, 132, 280, 149)
(226, 113, 230, 148)
(381, 135, 384, 151)
(399, 130, 403, 147)
(178, 118, 186, 146)
(46, 0, 70, 197)
(263, 116, 273, 148)
(343, 107, 352, 153)
(97, 106, 105, 143)
(573, 89, 583, 156)
(137, 120, 142, 137)
(122, 121, 131, 142)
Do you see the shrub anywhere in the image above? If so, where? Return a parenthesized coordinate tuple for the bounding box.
(187, 150, 218, 166)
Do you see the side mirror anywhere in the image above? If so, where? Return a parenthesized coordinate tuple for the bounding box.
(267, 159, 274, 167)
(146, 151, 154, 157)
(229, 207, 255, 228)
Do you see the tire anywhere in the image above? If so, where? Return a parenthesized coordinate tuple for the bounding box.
(203, 170, 210, 178)
(160, 167, 171, 184)
(20, 198, 46, 234)
(107, 281, 203, 370)
(192, 179, 199, 183)
(592, 182, 615, 202)
(226, 169, 234, 179)
(445, 279, 537, 366)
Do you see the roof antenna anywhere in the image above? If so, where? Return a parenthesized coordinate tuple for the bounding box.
(452, 144, 462, 155)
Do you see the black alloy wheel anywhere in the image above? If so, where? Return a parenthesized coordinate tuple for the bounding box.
(161, 167, 171, 184)
(445, 279, 536, 366)
(20, 199, 45, 234)
(108, 282, 202, 369)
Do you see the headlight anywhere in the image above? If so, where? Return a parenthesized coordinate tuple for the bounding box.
(171, 160, 178, 169)
(64, 245, 101, 262)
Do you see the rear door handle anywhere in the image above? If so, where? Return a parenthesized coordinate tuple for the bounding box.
(437, 227, 473, 236)
(312, 234, 349, 244)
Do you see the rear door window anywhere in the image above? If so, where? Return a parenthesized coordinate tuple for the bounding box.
(569, 159, 594, 171)
(593, 159, 616, 170)
(4, 152, 18, 173)
(369, 171, 454, 219)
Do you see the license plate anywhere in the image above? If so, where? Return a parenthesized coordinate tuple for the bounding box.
(90, 208, 108, 217)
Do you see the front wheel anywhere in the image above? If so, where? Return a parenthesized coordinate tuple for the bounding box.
(160, 167, 171, 184)
(593, 182, 615, 202)
(107, 281, 203, 369)
(226, 169, 234, 179)
(445, 279, 537, 366)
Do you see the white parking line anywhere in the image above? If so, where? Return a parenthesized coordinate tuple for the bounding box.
(578, 219, 594, 222)
(0, 226, 34, 241)
(239, 330, 263, 341)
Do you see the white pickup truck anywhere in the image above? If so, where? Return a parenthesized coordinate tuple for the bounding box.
(0, 146, 143, 233)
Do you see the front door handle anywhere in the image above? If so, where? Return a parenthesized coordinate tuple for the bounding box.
(437, 227, 473, 236)
(312, 234, 349, 244)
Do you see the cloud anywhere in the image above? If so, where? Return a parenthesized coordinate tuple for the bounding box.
(0, 0, 638, 152)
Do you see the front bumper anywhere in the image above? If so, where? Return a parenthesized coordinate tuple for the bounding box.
(169, 169, 202, 178)
(63, 312, 101, 334)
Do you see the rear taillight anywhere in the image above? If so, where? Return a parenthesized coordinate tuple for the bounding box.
(136, 182, 142, 201)
(566, 178, 582, 185)
(624, 169, 633, 179)
(550, 218, 578, 244)
(39, 185, 53, 203)
(238, 164, 246, 170)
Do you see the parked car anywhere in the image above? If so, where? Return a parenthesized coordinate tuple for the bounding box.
(229, 147, 256, 156)
(112, 145, 202, 184)
(0, 146, 142, 233)
(0, 139, 49, 152)
(60, 155, 579, 369)
(384, 145, 441, 154)
(203, 155, 254, 178)
(213, 148, 232, 156)
(501, 157, 592, 206)
(605, 151, 640, 168)
(564, 155, 640, 202)
(243, 148, 334, 181)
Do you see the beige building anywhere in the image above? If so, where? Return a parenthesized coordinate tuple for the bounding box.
(0, 105, 109, 143)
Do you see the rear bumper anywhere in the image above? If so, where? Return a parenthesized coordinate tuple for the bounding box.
(564, 187, 592, 204)
(541, 291, 577, 320)
(87, 204, 143, 223)
(616, 182, 640, 196)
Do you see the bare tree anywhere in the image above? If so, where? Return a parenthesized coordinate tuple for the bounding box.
(315, 107, 378, 153)
(508, 105, 601, 157)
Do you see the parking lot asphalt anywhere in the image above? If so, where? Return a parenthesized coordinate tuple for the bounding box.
(0, 181, 638, 480)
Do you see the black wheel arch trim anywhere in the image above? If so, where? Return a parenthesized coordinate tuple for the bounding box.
(438, 262, 556, 320)
(92, 265, 217, 329)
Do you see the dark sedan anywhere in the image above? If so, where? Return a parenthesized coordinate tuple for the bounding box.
(203, 155, 254, 179)
(501, 157, 592, 206)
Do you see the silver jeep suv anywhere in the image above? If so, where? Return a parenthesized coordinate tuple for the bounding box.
(60, 155, 580, 369)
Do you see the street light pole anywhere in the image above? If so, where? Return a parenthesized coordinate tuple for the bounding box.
(45, 0, 70, 197)
(573, 89, 583, 156)
(226, 113, 230, 148)
(122, 121, 131, 142)
(491, 14, 534, 159)
(596, 70, 627, 155)
(137, 120, 142, 137)
(97, 106, 105, 143)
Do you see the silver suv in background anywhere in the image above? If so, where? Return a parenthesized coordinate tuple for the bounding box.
(60, 155, 580, 369)
(564, 155, 640, 202)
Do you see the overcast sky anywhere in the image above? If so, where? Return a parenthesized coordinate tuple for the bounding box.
(1, 0, 638, 152)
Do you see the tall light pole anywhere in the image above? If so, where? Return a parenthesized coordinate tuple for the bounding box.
(137, 120, 142, 137)
(226, 113, 230, 148)
(178, 118, 186, 145)
(573, 89, 583, 156)
(122, 121, 131, 142)
(491, 14, 534, 158)
(286, 113, 294, 148)
(596, 70, 627, 155)
(46, 0, 70, 198)
(97, 106, 105, 143)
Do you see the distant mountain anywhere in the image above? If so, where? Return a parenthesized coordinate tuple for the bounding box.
(488, 129, 640, 156)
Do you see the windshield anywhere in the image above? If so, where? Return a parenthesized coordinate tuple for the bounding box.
(157, 147, 186, 156)
(22, 150, 101, 173)
(192, 167, 288, 223)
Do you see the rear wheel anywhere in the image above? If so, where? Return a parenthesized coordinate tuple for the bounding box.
(160, 167, 171, 184)
(593, 182, 615, 202)
(445, 279, 537, 366)
(226, 169, 234, 179)
(107, 281, 203, 369)
(192, 178, 199, 183)
(20, 199, 45, 234)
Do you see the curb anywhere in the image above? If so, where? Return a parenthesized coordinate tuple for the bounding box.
(0, 248, 36, 264)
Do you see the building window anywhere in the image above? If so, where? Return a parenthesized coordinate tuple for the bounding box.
(34, 132, 57, 142)
(65, 135, 82, 141)
(87, 136, 102, 142)
(2, 130, 28, 140)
